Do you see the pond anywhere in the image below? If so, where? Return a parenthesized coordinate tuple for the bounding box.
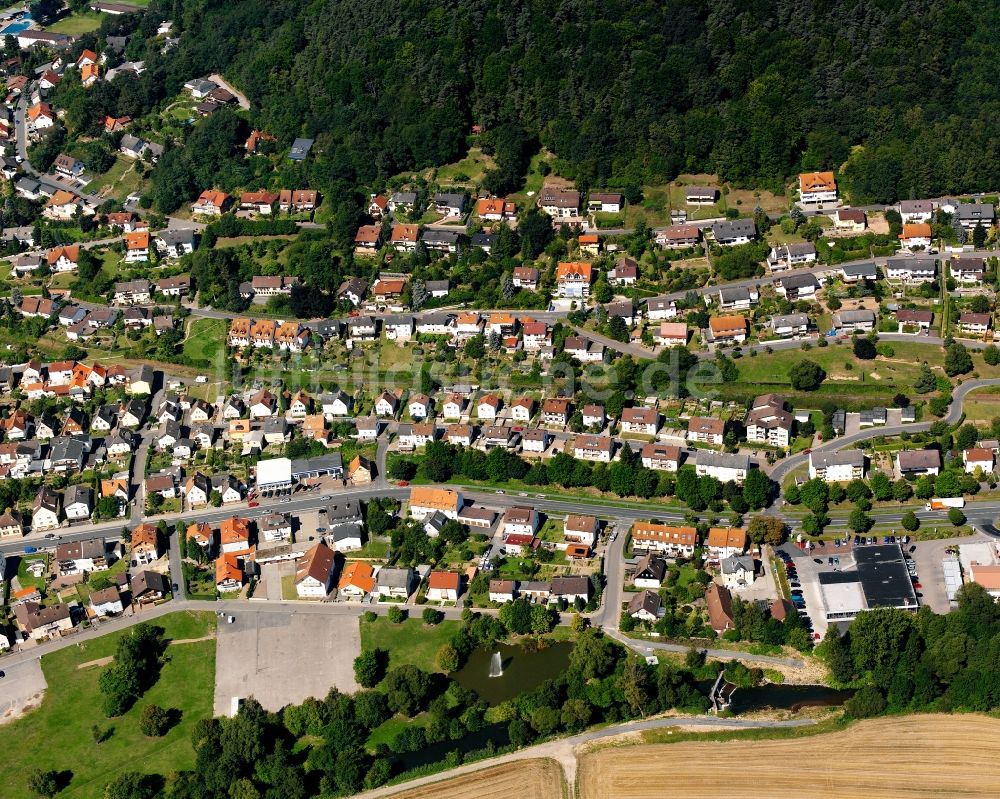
(452, 641, 573, 705)
(702, 680, 854, 714)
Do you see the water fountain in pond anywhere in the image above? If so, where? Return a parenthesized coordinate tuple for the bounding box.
(488, 651, 503, 678)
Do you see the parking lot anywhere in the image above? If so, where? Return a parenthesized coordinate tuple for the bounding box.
(213, 609, 359, 715)
(0, 659, 47, 724)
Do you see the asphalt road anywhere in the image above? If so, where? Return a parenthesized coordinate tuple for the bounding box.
(770, 376, 1000, 486)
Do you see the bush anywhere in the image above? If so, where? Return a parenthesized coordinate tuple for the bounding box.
(387, 605, 406, 623)
(138, 704, 171, 737)
(353, 649, 388, 688)
(948, 507, 966, 526)
(844, 686, 887, 719)
(789, 359, 826, 391)
(422, 607, 444, 625)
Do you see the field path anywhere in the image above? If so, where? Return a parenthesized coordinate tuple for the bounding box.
(353, 715, 812, 799)
(577, 714, 1000, 799)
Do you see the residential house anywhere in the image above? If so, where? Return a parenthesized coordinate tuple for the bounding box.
(113, 279, 152, 304)
(573, 434, 614, 463)
(156, 275, 191, 297)
(47, 245, 80, 273)
(708, 314, 748, 343)
(899, 223, 933, 250)
(15, 602, 73, 641)
(131, 570, 169, 603)
(475, 197, 516, 220)
(705, 527, 748, 560)
(588, 191, 623, 213)
(633, 555, 667, 589)
(959, 312, 991, 335)
(964, 448, 995, 474)
(799, 171, 837, 204)
(715, 285, 758, 310)
(885, 257, 936, 282)
(955, 203, 995, 231)
(408, 487, 463, 520)
(656, 224, 701, 248)
(426, 570, 461, 602)
(809, 450, 865, 481)
(687, 416, 724, 445)
(832, 309, 876, 332)
(555, 262, 593, 298)
(952, 258, 985, 284)
(563, 335, 604, 363)
(190, 189, 231, 216)
(564, 514, 599, 548)
(608, 257, 638, 286)
(488, 579, 517, 603)
(646, 297, 678, 321)
(896, 448, 940, 476)
(541, 397, 570, 426)
(769, 313, 810, 338)
(512, 267, 539, 290)
(338, 562, 375, 599)
(90, 586, 124, 617)
(277, 189, 318, 213)
(621, 406, 659, 436)
(640, 443, 681, 472)
(745, 394, 794, 448)
(776, 272, 820, 300)
(32, 487, 61, 530)
(710, 218, 756, 246)
(503, 506, 539, 538)
(337, 277, 368, 306)
(538, 187, 580, 218)
(130, 523, 160, 564)
(390, 224, 419, 252)
(630, 522, 697, 557)
(694, 451, 750, 484)
(521, 428, 549, 453)
(582, 404, 606, 429)
(685, 186, 717, 205)
(721, 555, 756, 589)
(835, 208, 867, 232)
(628, 590, 662, 622)
(767, 242, 817, 271)
(374, 567, 415, 600)
(898, 200, 934, 224)
(295, 541, 335, 598)
(63, 484, 92, 521)
(156, 229, 197, 258)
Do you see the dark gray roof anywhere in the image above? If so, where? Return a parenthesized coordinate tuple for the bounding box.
(288, 138, 314, 161)
(781, 272, 820, 290)
(711, 218, 756, 240)
(810, 449, 864, 468)
(695, 450, 750, 471)
(840, 262, 877, 278)
(771, 313, 809, 328)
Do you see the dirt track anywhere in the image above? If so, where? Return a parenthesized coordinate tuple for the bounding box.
(578, 714, 1000, 799)
(388, 758, 563, 799)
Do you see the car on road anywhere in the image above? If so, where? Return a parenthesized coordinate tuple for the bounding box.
(44, 533, 55, 539)
(909, 545, 917, 553)
(913, 582, 922, 589)
(24, 546, 36, 554)
(397, 481, 409, 487)
(280, 498, 291, 503)
(172, 583, 179, 592)
(495, 489, 505, 494)
(813, 557, 822, 564)
(248, 501, 259, 508)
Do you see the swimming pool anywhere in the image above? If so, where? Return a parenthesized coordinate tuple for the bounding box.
(0, 13, 32, 36)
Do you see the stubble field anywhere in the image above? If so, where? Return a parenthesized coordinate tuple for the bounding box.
(577, 714, 1000, 799)
(388, 758, 564, 799)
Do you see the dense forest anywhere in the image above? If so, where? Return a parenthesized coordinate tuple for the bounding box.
(47, 0, 1000, 217)
(106, 0, 1000, 206)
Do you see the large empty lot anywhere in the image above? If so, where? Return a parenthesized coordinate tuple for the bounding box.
(214, 609, 360, 715)
(578, 715, 1000, 799)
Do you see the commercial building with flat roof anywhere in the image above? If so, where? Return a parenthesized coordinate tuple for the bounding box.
(818, 544, 918, 622)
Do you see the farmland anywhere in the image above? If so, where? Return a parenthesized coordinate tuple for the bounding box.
(388, 758, 563, 799)
(578, 714, 1000, 799)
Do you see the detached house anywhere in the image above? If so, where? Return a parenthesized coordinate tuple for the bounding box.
(295, 541, 335, 598)
(621, 406, 659, 436)
(799, 171, 837, 204)
(710, 218, 756, 246)
(555, 262, 594, 298)
(809, 450, 865, 482)
(538, 187, 580, 218)
(745, 394, 794, 448)
(640, 443, 681, 472)
(190, 189, 231, 216)
(687, 416, 724, 445)
(630, 522, 697, 558)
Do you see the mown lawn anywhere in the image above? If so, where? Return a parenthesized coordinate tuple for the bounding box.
(46, 10, 103, 34)
(182, 317, 227, 365)
(962, 385, 1000, 422)
(723, 340, 1000, 406)
(359, 616, 460, 674)
(0, 611, 216, 799)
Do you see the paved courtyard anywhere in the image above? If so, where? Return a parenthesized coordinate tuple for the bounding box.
(214, 609, 360, 715)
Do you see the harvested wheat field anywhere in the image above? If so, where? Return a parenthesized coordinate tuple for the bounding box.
(389, 758, 563, 799)
(579, 715, 1000, 799)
